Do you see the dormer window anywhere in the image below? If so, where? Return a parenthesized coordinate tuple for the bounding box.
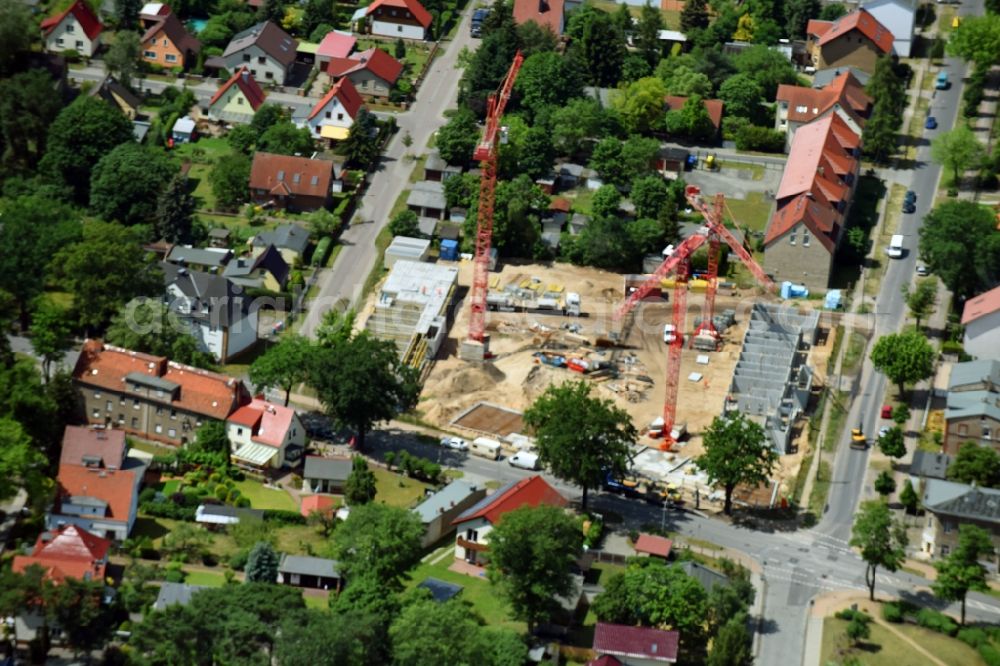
(795, 105, 807, 113)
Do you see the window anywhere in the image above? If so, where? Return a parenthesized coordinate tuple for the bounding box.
(795, 105, 807, 113)
(265, 71, 273, 80)
(118, 414, 125, 424)
(984, 426, 993, 440)
(106, 401, 113, 412)
(337, 113, 343, 121)
(243, 54, 251, 62)
(133, 399, 140, 410)
(134, 384, 142, 392)
(802, 231, 810, 247)
(155, 424, 163, 434)
(92, 409, 100, 419)
(258, 56, 266, 64)
(131, 417, 138, 428)
(958, 424, 968, 436)
(168, 428, 177, 438)
(325, 111, 332, 119)
(76, 41, 83, 49)
(941, 545, 950, 556)
(171, 409, 177, 420)
(156, 407, 163, 415)
(943, 521, 953, 534)
(237, 97, 243, 105)
(465, 529, 478, 541)
(789, 232, 796, 245)
(165, 54, 177, 63)
(94, 391, 102, 399)
(66, 24, 75, 33)
(56, 37, 65, 46)
(397, 25, 403, 32)
(237, 427, 243, 436)
(120, 396, 126, 405)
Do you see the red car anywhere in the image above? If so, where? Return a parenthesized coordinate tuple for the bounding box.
(881, 404, 893, 419)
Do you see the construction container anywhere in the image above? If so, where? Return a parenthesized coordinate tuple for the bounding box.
(567, 358, 590, 373)
(439, 239, 459, 261)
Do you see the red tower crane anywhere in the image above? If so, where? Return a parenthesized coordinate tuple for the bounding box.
(613, 186, 774, 449)
(466, 51, 525, 348)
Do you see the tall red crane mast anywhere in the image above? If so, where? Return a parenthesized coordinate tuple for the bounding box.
(466, 51, 525, 347)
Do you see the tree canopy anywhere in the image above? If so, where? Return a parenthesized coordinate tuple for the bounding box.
(0, 417, 47, 504)
(933, 524, 994, 625)
(931, 124, 986, 187)
(90, 143, 175, 225)
(210, 151, 252, 211)
(105, 298, 214, 368)
(947, 441, 1000, 488)
(246, 542, 280, 583)
(869, 331, 936, 397)
(850, 500, 908, 601)
(918, 200, 1000, 300)
(436, 107, 480, 165)
(947, 14, 1000, 67)
(330, 503, 424, 591)
(697, 412, 777, 515)
(344, 455, 377, 506)
(249, 334, 312, 406)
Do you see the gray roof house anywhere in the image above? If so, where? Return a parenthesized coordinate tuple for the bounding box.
(223, 245, 290, 291)
(165, 245, 233, 272)
(949, 360, 1000, 393)
(303, 456, 352, 494)
(424, 149, 462, 182)
(909, 450, 951, 481)
(812, 66, 871, 89)
(252, 224, 311, 264)
(406, 181, 447, 220)
(412, 480, 486, 547)
(921, 478, 1000, 561)
(153, 582, 208, 611)
(277, 554, 341, 589)
(861, 0, 916, 58)
(220, 21, 298, 85)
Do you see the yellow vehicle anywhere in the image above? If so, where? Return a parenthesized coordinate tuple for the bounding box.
(850, 425, 867, 449)
(952, 17, 960, 29)
(705, 154, 717, 170)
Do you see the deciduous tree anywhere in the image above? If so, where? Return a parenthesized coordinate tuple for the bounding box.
(29, 302, 73, 382)
(850, 500, 908, 601)
(717, 73, 764, 121)
(105, 31, 142, 89)
(665, 94, 716, 140)
(947, 441, 1000, 488)
(344, 455, 377, 506)
(631, 176, 670, 220)
(612, 76, 668, 134)
(0, 70, 65, 172)
(591, 184, 622, 219)
(784, 0, 821, 39)
(869, 331, 936, 397)
(91, 143, 175, 225)
(947, 14, 1000, 67)
(566, 8, 625, 87)
(342, 108, 379, 169)
(276, 609, 378, 666)
(933, 524, 994, 625)
(877, 426, 906, 460)
(903, 277, 938, 328)
(932, 124, 986, 187)
(523, 380, 636, 510)
(697, 412, 777, 515)
(249, 334, 311, 406)
(919, 200, 1000, 300)
(636, 2, 664, 66)
(0, 418, 47, 504)
(900, 478, 919, 514)
(656, 63, 714, 98)
(550, 97, 607, 156)
(516, 51, 585, 116)
(257, 121, 315, 156)
(105, 298, 214, 368)
(707, 614, 753, 666)
(436, 107, 480, 165)
(210, 152, 252, 211)
(330, 503, 424, 591)
(0, 0, 32, 75)
(390, 599, 525, 666)
(874, 470, 896, 498)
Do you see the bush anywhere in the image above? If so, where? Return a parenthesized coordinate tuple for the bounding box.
(735, 125, 786, 152)
(163, 561, 186, 583)
(916, 608, 958, 636)
(263, 509, 307, 525)
(958, 627, 988, 648)
(312, 237, 333, 266)
(882, 602, 904, 623)
(981, 644, 1000, 666)
(215, 484, 229, 501)
(835, 609, 871, 623)
(236, 496, 251, 508)
(229, 549, 249, 571)
(139, 487, 157, 504)
(140, 501, 197, 521)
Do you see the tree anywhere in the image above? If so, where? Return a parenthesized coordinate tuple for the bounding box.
(389, 209, 420, 237)
(46, 577, 116, 657)
(105, 298, 213, 368)
(948, 441, 1000, 488)
(261, 0, 287, 24)
(899, 478, 919, 514)
(523, 380, 636, 511)
(0, 418, 47, 503)
(681, 0, 710, 32)
(566, 8, 626, 87)
(656, 63, 713, 98)
(251, 103, 288, 134)
(516, 51, 584, 116)
(187, 420, 230, 467)
(666, 94, 716, 140)
(783, 0, 820, 39)
(636, 2, 664, 66)
(850, 500, 908, 601)
(592, 184, 623, 219)
(300, 0, 338, 38)
(707, 615, 753, 666)
(0, 70, 65, 172)
(0, 0, 32, 75)
(517, 127, 555, 180)
(863, 56, 906, 163)
(732, 44, 798, 99)
(390, 599, 516, 666)
(245, 541, 280, 583)
(344, 455, 377, 506)
(257, 121, 315, 156)
(892, 404, 911, 426)
(487, 505, 584, 630)
(947, 14, 1000, 67)
(869, 331, 935, 397)
(612, 77, 668, 134)
(919, 200, 1000, 300)
(717, 73, 764, 121)
(210, 152, 252, 211)
(732, 12, 755, 41)
(933, 524, 994, 625)
(342, 107, 380, 169)
(115, 0, 142, 28)
(877, 426, 906, 460)
(156, 173, 196, 243)
(845, 615, 871, 646)
(820, 3, 847, 20)
(249, 335, 311, 406)
(29, 302, 73, 382)
(631, 176, 670, 220)
(308, 332, 419, 451)
(276, 609, 379, 666)
(39, 96, 136, 203)
(903, 277, 937, 328)
(52, 223, 162, 332)
(91, 143, 175, 225)
(329, 503, 424, 590)
(874, 470, 896, 498)
(550, 97, 606, 156)
(697, 412, 777, 515)
(932, 124, 986, 187)
(436, 107, 480, 165)
(105, 31, 142, 89)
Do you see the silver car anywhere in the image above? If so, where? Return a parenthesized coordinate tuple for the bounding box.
(439, 436, 469, 451)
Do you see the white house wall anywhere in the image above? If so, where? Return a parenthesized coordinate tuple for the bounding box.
(371, 20, 425, 40)
(46, 19, 100, 57)
(304, 95, 354, 138)
(453, 516, 491, 561)
(964, 311, 1000, 360)
(223, 45, 288, 84)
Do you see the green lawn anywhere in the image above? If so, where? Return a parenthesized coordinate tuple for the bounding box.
(161, 479, 180, 495)
(128, 438, 176, 457)
(570, 188, 595, 216)
(724, 192, 772, 232)
(822, 615, 987, 666)
(303, 594, 330, 610)
(356, 38, 434, 80)
(235, 480, 299, 512)
(841, 331, 868, 374)
(374, 468, 430, 509)
(183, 570, 227, 587)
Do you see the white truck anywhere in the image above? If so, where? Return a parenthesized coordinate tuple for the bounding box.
(508, 451, 541, 470)
(886, 234, 904, 259)
(471, 437, 502, 460)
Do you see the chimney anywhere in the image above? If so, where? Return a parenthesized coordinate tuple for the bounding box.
(241, 68, 249, 82)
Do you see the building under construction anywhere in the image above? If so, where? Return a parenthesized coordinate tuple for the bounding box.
(725, 304, 818, 454)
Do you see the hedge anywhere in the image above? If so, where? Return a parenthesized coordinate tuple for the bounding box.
(882, 602, 904, 623)
(140, 501, 197, 521)
(313, 237, 333, 267)
(958, 627, 989, 648)
(981, 644, 1000, 666)
(735, 125, 786, 153)
(915, 608, 958, 636)
(263, 509, 307, 525)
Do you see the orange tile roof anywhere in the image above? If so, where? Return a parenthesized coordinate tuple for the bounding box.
(665, 95, 724, 130)
(326, 47, 403, 86)
(962, 284, 1000, 325)
(634, 533, 672, 558)
(307, 77, 364, 122)
(227, 397, 295, 447)
(12, 525, 111, 583)
(300, 494, 336, 517)
(73, 340, 247, 421)
(41, 0, 103, 40)
(513, 0, 565, 35)
(249, 152, 334, 199)
(209, 66, 266, 111)
(367, 0, 433, 28)
(810, 9, 893, 54)
(776, 72, 871, 126)
(453, 475, 567, 526)
(55, 464, 137, 523)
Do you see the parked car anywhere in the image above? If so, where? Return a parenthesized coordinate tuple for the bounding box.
(903, 201, 916, 214)
(880, 404, 893, 419)
(439, 436, 469, 451)
(904, 190, 917, 204)
(916, 264, 929, 276)
(663, 324, 678, 343)
(879, 426, 891, 438)
(925, 116, 938, 130)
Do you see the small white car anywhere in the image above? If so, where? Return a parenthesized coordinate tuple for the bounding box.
(663, 324, 678, 343)
(878, 426, 891, 438)
(439, 436, 469, 451)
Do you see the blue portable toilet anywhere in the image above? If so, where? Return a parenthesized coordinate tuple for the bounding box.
(439, 239, 459, 261)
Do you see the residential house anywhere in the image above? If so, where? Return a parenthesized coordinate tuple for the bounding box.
(557, 163, 585, 190)
(453, 475, 567, 566)
(633, 533, 673, 559)
(161, 262, 258, 363)
(326, 47, 403, 101)
(412, 480, 487, 547)
(171, 116, 196, 144)
(89, 76, 141, 120)
(59, 426, 127, 470)
(303, 456, 352, 494)
(49, 462, 141, 541)
(249, 152, 335, 212)
(195, 504, 265, 526)
(813, 66, 871, 89)
(909, 450, 952, 482)
(12, 525, 112, 583)
(943, 360, 1000, 455)
(227, 397, 306, 470)
(251, 223, 311, 265)
(208, 228, 232, 248)
(223, 245, 290, 291)
(139, 9, 200, 70)
(656, 147, 691, 175)
(591, 622, 680, 665)
(316, 30, 356, 68)
(221, 21, 298, 85)
(165, 245, 233, 272)
(72, 339, 250, 446)
(406, 180, 447, 219)
(513, 0, 578, 36)
(775, 70, 871, 148)
(921, 478, 1000, 562)
(806, 9, 894, 74)
(207, 67, 267, 125)
(862, 0, 916, 58)
(962, 284, 1000, 360)
(424, 149, 462, 182)
(303, 77, 364, 142)
(41, 0, 102, 57)
(763, 113, 861, 293)
(664, 95, 724, 137)
(277, 554, 341, 590)
(153, 582, 208, 611)
(360, 0, 433, 40)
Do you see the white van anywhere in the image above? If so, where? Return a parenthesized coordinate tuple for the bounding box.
(509, 451, 540, 470)
(471, 437, 502, 460)
(886, 234, 904, 259)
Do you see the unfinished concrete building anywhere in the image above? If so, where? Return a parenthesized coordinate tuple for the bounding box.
(725, 304, 818, 453)
(365, 260, 457, 373)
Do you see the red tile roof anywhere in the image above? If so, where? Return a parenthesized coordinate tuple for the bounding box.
(809, 8, 893, 54)
(367, 0, 433, 28)
(513, 0, 565, 35)
(60, 426, 127, 469)
(962, 284, 1000, 325)
(227, 397, 296, 447)
(308, 77, 364, 122)
(327, 47, 404, 86)
(453, 475, 567, 526)
(550, 197, 572, 213)
(664, 95, 724, 130)
(776, 72, 871, 126)
(300, 494, 336, 517)
(55, 464, 137, 523)
(587, 657, 623, 666)
(593, 622, 679, 663)
(250, 152, 335, 198)
(634, 533, 673, 558)
(73, 340, 248, 421)
(317, 30, 356, 60)
(41, 0, 103, 40)
(209, 66, 267, 111)
(12, 525, 111, 583)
